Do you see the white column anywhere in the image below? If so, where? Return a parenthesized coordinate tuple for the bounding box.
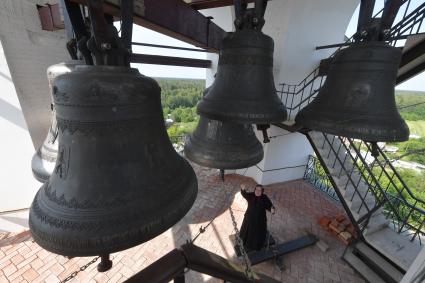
(0, 0, 69, 211)
(244, 0, 358, 185)
(0, 0, 69, 149)
(0, 40, 41, 212)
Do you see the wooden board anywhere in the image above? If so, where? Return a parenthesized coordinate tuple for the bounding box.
(248, 234, 318, 266)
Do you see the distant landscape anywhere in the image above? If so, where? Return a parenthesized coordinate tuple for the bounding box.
(389, 90, 425, 201)
(156, 78, 204, 138)
(158, 78, 425, 200)
(392, 90, 425, 164)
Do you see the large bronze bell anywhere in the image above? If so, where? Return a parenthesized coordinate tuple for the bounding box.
(29, 66, 198, 256)
(31, 61, 81, 182)
(296, 41, 409, 142)
(184, 116, 264, 170)
(197, 28, 287, 124)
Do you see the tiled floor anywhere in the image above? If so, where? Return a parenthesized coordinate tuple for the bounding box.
(0, 164, 365, 283)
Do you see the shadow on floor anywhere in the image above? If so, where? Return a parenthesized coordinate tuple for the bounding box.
(1, 215, 29, 228)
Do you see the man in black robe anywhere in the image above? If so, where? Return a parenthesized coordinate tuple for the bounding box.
(239, 184, 275, 251)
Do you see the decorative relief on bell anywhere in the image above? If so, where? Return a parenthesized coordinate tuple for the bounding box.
(54, 146, 69, 179)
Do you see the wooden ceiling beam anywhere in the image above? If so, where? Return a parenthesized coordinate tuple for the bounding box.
(188, 0, 254, 10)
(69, 0, 227, 52)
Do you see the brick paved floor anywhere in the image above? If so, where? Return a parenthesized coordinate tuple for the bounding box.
(0, 164, 365, 283)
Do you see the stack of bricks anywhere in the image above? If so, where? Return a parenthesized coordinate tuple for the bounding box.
(319, 214, 357, 245)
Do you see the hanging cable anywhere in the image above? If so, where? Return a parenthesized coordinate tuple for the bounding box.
(397, 101, 425, 110)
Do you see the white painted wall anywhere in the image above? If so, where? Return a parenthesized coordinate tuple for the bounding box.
(0, 41, 40, 212)
(0, 0, 69, 212)
(204, 0, 359, 185)
(0, 0, 69, 149)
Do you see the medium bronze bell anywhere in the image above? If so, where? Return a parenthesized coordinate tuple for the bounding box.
(184, 116, 264, 169)
(197, 28, 287, 124)
(31, 61, 81, 182)
(29, 66, 198, 256)
(296, 41, 409, 142)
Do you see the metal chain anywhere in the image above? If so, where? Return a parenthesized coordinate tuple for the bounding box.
(187, 168, 249, 244)
(61, 256, 99, 283)
(221, 179, 255, 282)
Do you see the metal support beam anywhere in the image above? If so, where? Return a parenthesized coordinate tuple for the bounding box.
(69, 0, 227, 52)
(130, 54, 212, 68)
(132, 42, 209, 53)
(397, 61, 425, 84)
(397, 35, 425, 84)
(357, 0, 375, 34)
(380, 0, 404, 32)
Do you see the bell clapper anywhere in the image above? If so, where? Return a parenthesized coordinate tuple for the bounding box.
(371, 142, 380, 158)
(220, 169, 225, 182)
(97, 254, 113, 272)
(256, 124, 271, 143)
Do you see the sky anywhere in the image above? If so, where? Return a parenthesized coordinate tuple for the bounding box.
(344, 0, 425, 91)
(128, 25, 207, 80)
(126, 0, 424, 91)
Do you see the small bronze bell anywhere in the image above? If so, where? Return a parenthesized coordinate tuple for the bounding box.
(29, 66, 198, 256)
(184, 116, 264, 170)
(197, 20, 286, 124)
(296, 41, 409, 142)
(31, 61, 81, 182)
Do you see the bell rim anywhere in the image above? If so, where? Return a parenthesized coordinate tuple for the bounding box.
(184, 136, 264, 170)
(29, 160, 198, 257)
(197, 99, 287, 124)
(31, 152, 54, 183)
(31, 169, 50, 183)
(296, 113, 410, 142)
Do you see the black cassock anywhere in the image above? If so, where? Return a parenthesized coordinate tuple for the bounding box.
(239, 190, 274, 251)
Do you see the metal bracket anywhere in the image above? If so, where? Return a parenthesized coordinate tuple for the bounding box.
(87, 0, 130, 66)
(355, 0, 404, 42)
(233, 0, 268, 31)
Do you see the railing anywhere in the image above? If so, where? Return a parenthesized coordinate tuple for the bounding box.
(303, 155, 340, 202)
(277, 0, 425, 121)
(285, 1, 425, 244)
(372, 144, 425, 243)
(389, 1, 425, 47)
(278, 68, 324, 121)
(305, 132, 425, 244)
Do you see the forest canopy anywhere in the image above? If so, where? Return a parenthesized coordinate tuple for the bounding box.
(156, 78, 205, 136)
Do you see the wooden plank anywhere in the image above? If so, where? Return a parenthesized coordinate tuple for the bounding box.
(188, 0, 254, 10)
(248, 235, 318, 266)
(69, 0, 226, 52)
(130, 53, 211, 68)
